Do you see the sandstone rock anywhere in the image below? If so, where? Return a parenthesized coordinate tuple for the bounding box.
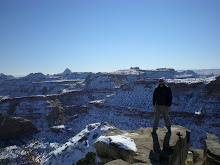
(185, 151, 193, 165)
(185, 147, 204, 165)
(204, 132, 220, 165)
(94, 125, 190, 165)
(105, 159, 130, 165)
(94, 131, 137, 163)
(0, 113, 39, 140)
(104, 159, 149, 165)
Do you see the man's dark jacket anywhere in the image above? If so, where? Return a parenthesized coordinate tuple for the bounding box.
(153, 85, 172, 106)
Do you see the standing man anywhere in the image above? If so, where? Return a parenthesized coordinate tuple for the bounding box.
(152, 78, 172, 133)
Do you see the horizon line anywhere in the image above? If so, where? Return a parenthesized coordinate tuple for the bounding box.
(2, 68, 220, 77)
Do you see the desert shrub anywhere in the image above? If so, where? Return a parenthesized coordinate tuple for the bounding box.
(76, 152, 103, 165)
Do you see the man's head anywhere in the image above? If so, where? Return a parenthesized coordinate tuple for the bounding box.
(158, 78, 165, 86)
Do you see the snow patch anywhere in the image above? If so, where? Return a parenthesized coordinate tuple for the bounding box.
(96, 135, 137, 152)
(89, 100, 104, 104)
(52, 125, 65, 129)
(45, 123, 115, 164)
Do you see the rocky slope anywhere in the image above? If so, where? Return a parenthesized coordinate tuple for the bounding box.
(1, 122, 217, 165)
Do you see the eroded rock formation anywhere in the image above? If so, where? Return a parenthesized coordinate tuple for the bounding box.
(94, 125, 190, 165)
(0, 113, 39, 140)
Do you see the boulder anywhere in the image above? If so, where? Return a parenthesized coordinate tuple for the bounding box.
(204, 132, 220, 165)
(105, 159, 130, 165)
(94, 125, 190, 165)
(104, 159, 149, 165)
(0, 113, 39, 140)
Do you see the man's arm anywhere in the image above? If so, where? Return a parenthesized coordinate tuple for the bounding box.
(153, 89, 157, 110)
(168, 87, 172, 107)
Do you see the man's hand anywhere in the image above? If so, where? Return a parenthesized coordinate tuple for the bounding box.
(168, 106, 171, 110)
(153, 106, 156, 111)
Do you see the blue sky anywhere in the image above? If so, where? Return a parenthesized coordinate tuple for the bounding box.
(0, 0, 220, 76)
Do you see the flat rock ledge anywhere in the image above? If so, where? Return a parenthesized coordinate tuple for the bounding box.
(94, 125, 190, 165)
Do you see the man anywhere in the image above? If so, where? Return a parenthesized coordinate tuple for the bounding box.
(152, 78, 172, 133)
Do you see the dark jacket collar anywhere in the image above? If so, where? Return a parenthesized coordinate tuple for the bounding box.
(157, 84, 167, 88)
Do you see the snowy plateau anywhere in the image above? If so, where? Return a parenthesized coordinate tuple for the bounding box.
(0, 68, 219, 164)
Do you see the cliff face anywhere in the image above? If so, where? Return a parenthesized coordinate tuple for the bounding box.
(204, 133, 220, 165)
(94, 125, 190, 165)
(0, 113, 39, 140)
(205, 75, 220, 98)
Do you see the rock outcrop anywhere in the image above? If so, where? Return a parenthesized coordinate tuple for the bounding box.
(204, 132, 220, 165)
(94, 125, 190, 165)
(0, 113, 39, 140)
(105, 159, 148, 165)
(205, 75, 220, 97)
(185, 147, 204, 165)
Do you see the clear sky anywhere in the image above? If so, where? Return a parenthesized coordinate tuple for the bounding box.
(0, 0, 220, 76)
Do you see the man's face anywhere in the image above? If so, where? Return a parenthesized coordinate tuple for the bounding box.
(158, 79, 165, 85)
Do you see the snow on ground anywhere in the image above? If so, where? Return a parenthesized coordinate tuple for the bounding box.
(103, 79, 219, 113)
(84, 75, 115, 90)
(0, 103, 219, 164)
(166, 76, 217, 84)
(111, 69, 144, 75)
(64, 102, 220, 149)
(193, 69, 220, 76)
(13, 100, 51, 131)
(44, 123, 115, 165)
(51, 125, 65, 129)
(104, 84, 156, 111)
(96, 135, 137, 152)
(0, 68, 219, 164)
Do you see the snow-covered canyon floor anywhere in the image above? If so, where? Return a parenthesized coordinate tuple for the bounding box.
(0, 68, 219, 164)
